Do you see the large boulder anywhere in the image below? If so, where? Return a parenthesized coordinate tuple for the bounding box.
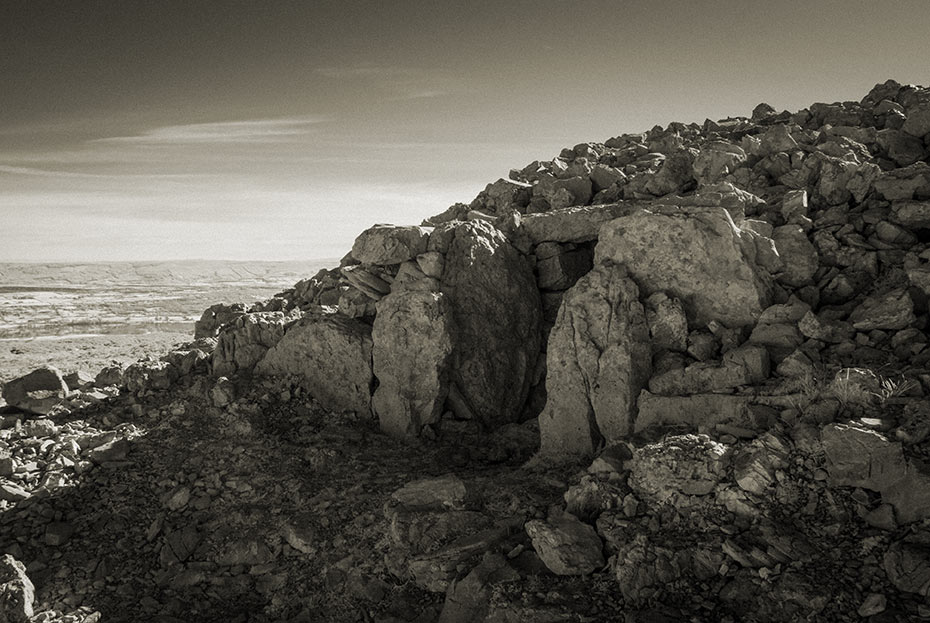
(256, 311, 374, 416)
(518, 203, 641, 246)
(525, 510, 605, 575)
(440, 221, 541, 428)
(352, 224, 431, 265)
(596, 207, 772, 328)
(1, 367, 69, 415)
(371, 290, 453, 437)
(212, 312, 295, 377)
(538, 263, 651, 456)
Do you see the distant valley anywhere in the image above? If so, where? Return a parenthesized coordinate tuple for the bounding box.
(0, 260, 335, 339)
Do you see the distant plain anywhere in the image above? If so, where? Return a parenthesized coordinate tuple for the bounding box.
(0, 259, 333, 383)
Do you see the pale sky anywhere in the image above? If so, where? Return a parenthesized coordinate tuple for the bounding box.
(2, 0, 929, 261)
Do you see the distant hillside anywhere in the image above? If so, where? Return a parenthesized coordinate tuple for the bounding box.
(0, 260, 338, 288)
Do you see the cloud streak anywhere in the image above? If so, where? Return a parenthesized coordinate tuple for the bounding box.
(315, 64, 456, 100)
(94, 116, 331, 144)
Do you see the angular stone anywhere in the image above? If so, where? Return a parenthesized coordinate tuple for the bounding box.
(597, 207, 772, 328)
(648, 345, 769, 395)
(124, 360, 178, 393)
(94, 364, 125, 388)
(1, 366, 69, 415)
(692, 141, 747, 185)
(370, 290, 452, 437)
(882, 461, 930, 524)
(212, 312, 294, 376)
(848, 288, 915, 331)
(892, 200, 930, 229)
(0, 483, 30, 503)
(352, 224, 431, 265)
(644, 292, 688, 352)
(902, 104, 930, 137)
(406, 526, 509, 593)
(525, 510, 604, 576)
(535, 175, 592, 210)
(194, 302, 247, 339)
(391, 475, 469, 512)
(635, 392, 754, 434)
(884, 541, 930, 596)
(628, 434, 731, 503)
(256, 311, 374, 416)
(519, 202, 641, 245)
(441, 221, 541, 429)
(645, 149, 696, 196)
(539, 264, 651, 456)
(772, 225, 818, 287)
(822, 423, 907, 492)
(0, 555, 34, 623)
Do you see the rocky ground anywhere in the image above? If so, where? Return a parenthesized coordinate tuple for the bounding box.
(3, 79, 930, 622)
(0, 333, 188, 386)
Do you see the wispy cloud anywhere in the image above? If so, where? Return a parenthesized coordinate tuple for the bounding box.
(315, 64, 456, 100)
(94, 116, 331, 144)
(0, 164, 200, 180)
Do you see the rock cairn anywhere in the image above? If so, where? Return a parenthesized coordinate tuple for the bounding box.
(3, 79, 930, 622)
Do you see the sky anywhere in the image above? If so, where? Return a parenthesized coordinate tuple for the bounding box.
(1, 0, 929, 262)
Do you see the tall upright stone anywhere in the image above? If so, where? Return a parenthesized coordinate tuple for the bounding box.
(371, 290, 453, 437)
(440, 221, 542, 428)
(538, 263, 652, 456)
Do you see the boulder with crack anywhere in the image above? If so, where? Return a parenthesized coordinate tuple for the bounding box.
(256, 310, 374, 416)
(538, 262, 651, 456)
(596, 206, 773, 328)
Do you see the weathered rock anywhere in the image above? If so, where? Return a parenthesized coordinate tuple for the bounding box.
(62, 370, 95, 391)
(635, 392, 754, 434)
(1, 366, 69, 415)
(597, 207, 772, 328)
(210, 376, 236, 408)
(94, 364, 125, 388)
(645, 149, 696, 196)
(370, 290, 452, 437)
(352, 224, 431, 265)
(391, 475, 469, 511)
(644, 292, 688, 352)
(772, 225, 818, 287)
(648, 345, 769, 395)
(406, 526, 510, 593)
(525, 510, 604, 576)
(534, 175, 592, 210)
(539, 263, 651, 456)
(124, 360, 178, 393)
(212, 312, 294, 376)
(628, 434, 731, 503)
(884, 540, 930, 596)
(441, 221, 541, 429)
(257, 311, 373, 416)
(692, 142, 747, 185)
(733, 432, 791, 495)
(847, 288, 915, 331)
(902, 104, 930, 137)
(518, 202, 641, 245)
(194, 302, 247, 339)
(822, 423, 907, 492)
(439, 553, 519, 623)
(0, 555, 34, 623)
(891, 200, 930, 229)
